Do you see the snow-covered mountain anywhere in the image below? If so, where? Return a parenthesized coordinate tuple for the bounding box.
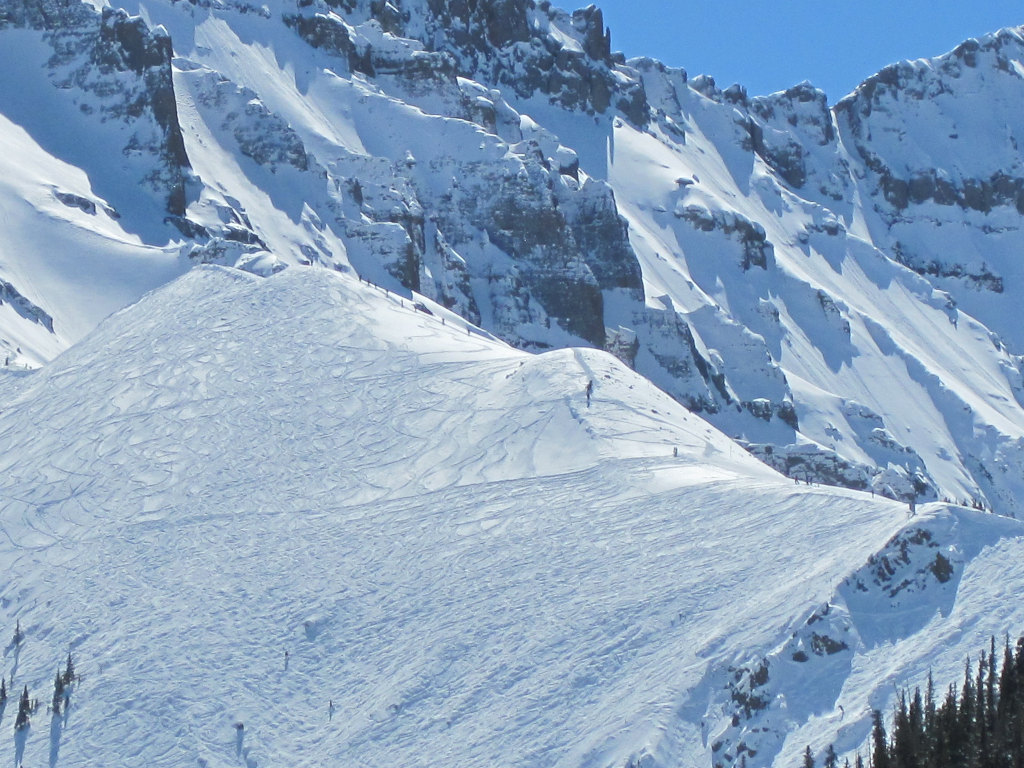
(3, 0, 1024, 516)
(1, 0, 1024, 765)
(1, 266, 1022, 768)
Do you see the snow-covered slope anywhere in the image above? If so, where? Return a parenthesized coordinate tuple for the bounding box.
(0, 110, 186, 365)
(0, 266, 1022, 768)
(3, 0, 1024, 520)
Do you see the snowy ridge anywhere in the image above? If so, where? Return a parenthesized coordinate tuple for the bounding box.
(0, 266, 767, 525)
(701, 505, 1024, 768)
(0, 267, 1022, 768)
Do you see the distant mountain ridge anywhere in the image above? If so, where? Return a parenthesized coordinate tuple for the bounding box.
(3, 0, 1024, 517)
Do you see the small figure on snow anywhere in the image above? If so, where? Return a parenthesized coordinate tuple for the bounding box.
(329, 700, 334, 720)
(585, 379, 594, 407)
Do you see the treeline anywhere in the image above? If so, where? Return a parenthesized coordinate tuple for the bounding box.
(805, 635, 1024, 768)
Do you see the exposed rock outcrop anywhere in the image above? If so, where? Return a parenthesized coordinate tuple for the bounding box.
(1, 0, 192, 216)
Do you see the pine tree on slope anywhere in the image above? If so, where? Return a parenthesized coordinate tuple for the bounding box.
(62, 652, 75, 686)
(51, 669, 64, 715)
(14, 685, 29, 730)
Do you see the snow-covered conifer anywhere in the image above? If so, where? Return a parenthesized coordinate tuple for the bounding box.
(51, 669, 64, 715)
(62, 652, 75, 686)
(14, 685, 30, 730)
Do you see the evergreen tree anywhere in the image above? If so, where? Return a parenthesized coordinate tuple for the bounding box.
(934, 684, 960, 768)
(1011, 639, 1024, 768)
(1016, 637, 1024, 685)
(976, 653, 991, 768)
(987, 637, 998, 727)
(62, 652, 75, 686)
(997, 637, 1016, 723)
(924, 671, 937, 764)
(958, 660, 978, 768)
(996, 637, 1019, 768)
(14, 685, 29, 730)
(891, 690, 920, 768)
(803, 745, 816, 768)
(823, 743, 839, 768)
(872, 709, 890, 768)
(863, 634, 1024, 768)
(51, 669, 64, 715)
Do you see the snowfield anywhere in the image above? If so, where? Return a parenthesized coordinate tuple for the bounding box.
(0, 267, 1021, 767)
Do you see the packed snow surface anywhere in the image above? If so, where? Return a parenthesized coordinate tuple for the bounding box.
(0, 267, 1021, 767)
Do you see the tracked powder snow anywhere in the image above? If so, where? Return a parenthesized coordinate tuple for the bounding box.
(0, 267, 1020, 767)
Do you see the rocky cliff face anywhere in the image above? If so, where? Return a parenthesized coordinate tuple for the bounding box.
(0, 0, 191, 217)
(3, 0, 1024, 516)
(279, 0, 648, 126)
(144, 0, 652, 351)
(833, 28, 1024, 351)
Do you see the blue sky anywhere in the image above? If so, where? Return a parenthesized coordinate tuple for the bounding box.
(593, 1, 1024, 102)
